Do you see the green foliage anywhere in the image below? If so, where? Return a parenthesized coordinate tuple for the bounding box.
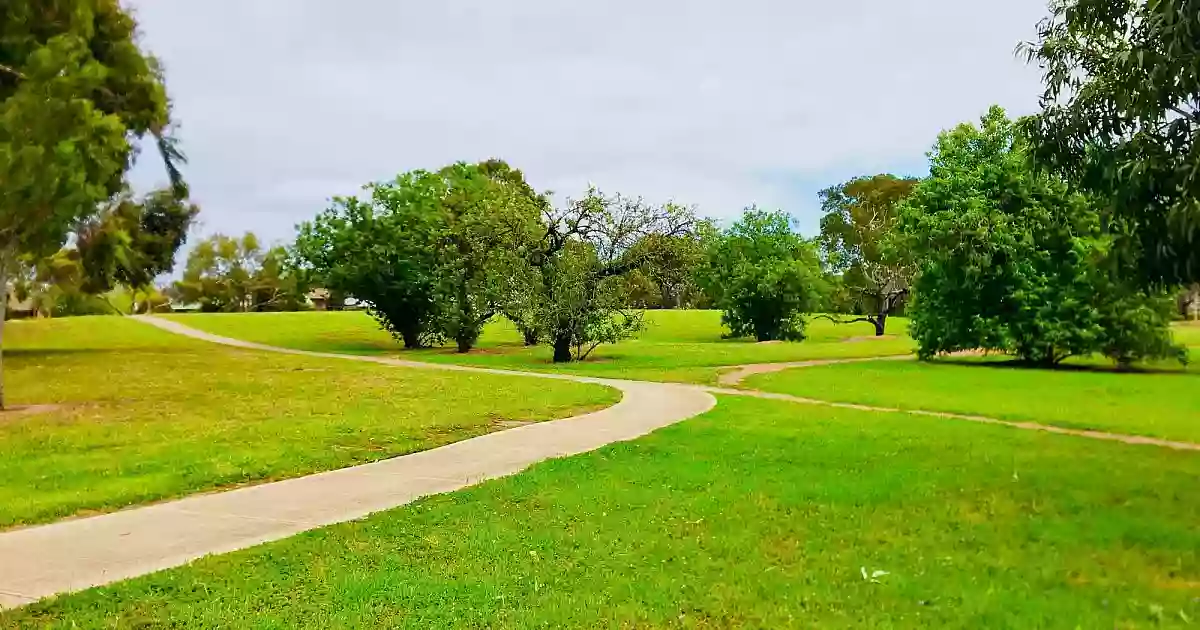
(899, 107, 1186, 366)
(702, 208, 824, 342)
(818, 174, 919, 335)
(1022, 0, 1200, 285)
(74, 188, 198, 295)
(0, 0, 175, 262)
(531, 187, 700, 361)
(174, 233, 307, 313)
(294, 160, 544, 351)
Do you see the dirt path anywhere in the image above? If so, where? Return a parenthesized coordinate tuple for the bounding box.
(716, 354, 915, 386)
(704, 387, 1200, 452)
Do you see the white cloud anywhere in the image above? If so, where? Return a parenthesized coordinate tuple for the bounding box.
(126, 0, 1049, 243)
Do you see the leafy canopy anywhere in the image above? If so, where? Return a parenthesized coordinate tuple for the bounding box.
(899, 106, 1185, 367)
(293, 160, 545, 351)
(818, 174, 919, 335)
(702, 209, 824, 342)
(175, 233, 307, 313)
(1, 0, 176, 261)
(1022, 0, 1200, 285)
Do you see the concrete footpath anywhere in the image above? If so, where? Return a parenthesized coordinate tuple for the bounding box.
(0, 318, 716, 608)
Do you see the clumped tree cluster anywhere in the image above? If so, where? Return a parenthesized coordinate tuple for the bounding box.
(172, 232, 308, 313)
(293, 162, 703, 361)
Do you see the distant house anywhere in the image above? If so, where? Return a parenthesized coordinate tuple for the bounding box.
(169, 301, 203, 313)
(1184, 284, 1200, 320)
(6, 291, 39, 319)
(307, 288, 331, 311)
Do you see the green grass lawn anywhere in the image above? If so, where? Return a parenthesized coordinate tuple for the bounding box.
(1175, 320, 1200, 347)
(744, 353, 1200, 443)
(0, 317, 617, 528)
(7, 396, 1196, 629)
(161, 310, 917, 383)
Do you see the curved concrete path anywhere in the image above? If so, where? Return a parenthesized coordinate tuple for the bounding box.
(0, 317, 716, 608)
(3, 318, 1194, 609)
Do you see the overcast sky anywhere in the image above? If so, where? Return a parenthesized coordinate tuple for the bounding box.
(125, 0, 1050, 246)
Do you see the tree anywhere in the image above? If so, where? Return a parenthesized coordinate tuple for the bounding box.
(898, 107, 1186, 367)
(818, 174, 919, 336)
(0, 0, 183, 407)
(531, 188, 700, 362)
(73, 188, 198, 312)
(294, 160, 545, 352)
(435, 161, 545, 352)
(175, 233, 306, 312)
(1021, 0, 1200, 286)
(701, 209, 825, 342)
(295, 189, 442, 348)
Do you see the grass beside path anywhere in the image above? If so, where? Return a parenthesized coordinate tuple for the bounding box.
(0, 317, 617, 528)
(744, 355, 1200, 444)
(162, 310, 917, 383)
(7, 396, 1197, 628)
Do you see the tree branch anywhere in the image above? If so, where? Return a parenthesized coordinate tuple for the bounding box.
(813, 313, 875, 326)
(1167, 104, 1200, 125)
(0, 63, 25, 80)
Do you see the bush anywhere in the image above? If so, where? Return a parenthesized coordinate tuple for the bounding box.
(900, 107, 1186, 367)
(702, 209, 824, 342)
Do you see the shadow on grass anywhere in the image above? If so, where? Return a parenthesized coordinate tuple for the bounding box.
(928, 355, 1197, 377)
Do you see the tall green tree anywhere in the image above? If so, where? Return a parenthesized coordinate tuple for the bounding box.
(0, 0, 183, 407)
(701, 209, 825, 342)
(1022, 0, 1200, 285)
(818, 174, 919, 336)
(899, 107, 1185, 367)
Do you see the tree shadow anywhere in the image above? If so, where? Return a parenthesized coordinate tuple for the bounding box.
(928, 355, 1196, 377)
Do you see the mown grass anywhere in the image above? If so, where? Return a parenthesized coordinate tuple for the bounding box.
(162, 310, 916, 383)
(6, 396, 1197, 629)
(0, 317, 617, 528)
(745, 349, 1200, 443)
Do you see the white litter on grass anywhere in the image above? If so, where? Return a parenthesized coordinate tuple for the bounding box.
(861, 567, 890, 583)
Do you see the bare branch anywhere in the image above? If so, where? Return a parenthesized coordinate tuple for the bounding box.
(0, 63, 25, 80)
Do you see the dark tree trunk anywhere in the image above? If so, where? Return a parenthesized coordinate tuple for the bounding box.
(873, 310, 888, 336)
(522, 327, 539, 346)
(0, 256, 7, 410)
(456, 334, 472, 353)
(400, 327, 421, 349)
(552, 332, 573, 363)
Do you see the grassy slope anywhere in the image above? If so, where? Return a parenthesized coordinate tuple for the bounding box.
(162, 310, 917, 383)
(0, 317, 617, 527)
(744, 353, 1200, 443)
(7, 396, 1197, 629)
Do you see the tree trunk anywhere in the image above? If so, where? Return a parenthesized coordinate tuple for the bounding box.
(522, 327, 539, 346)
(456, 335, 472, 353)
(0, 256, 8, 410)
(874, 310, 888, 336)
(552, 332, 573, 363)
(400, 327, 421, 349)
